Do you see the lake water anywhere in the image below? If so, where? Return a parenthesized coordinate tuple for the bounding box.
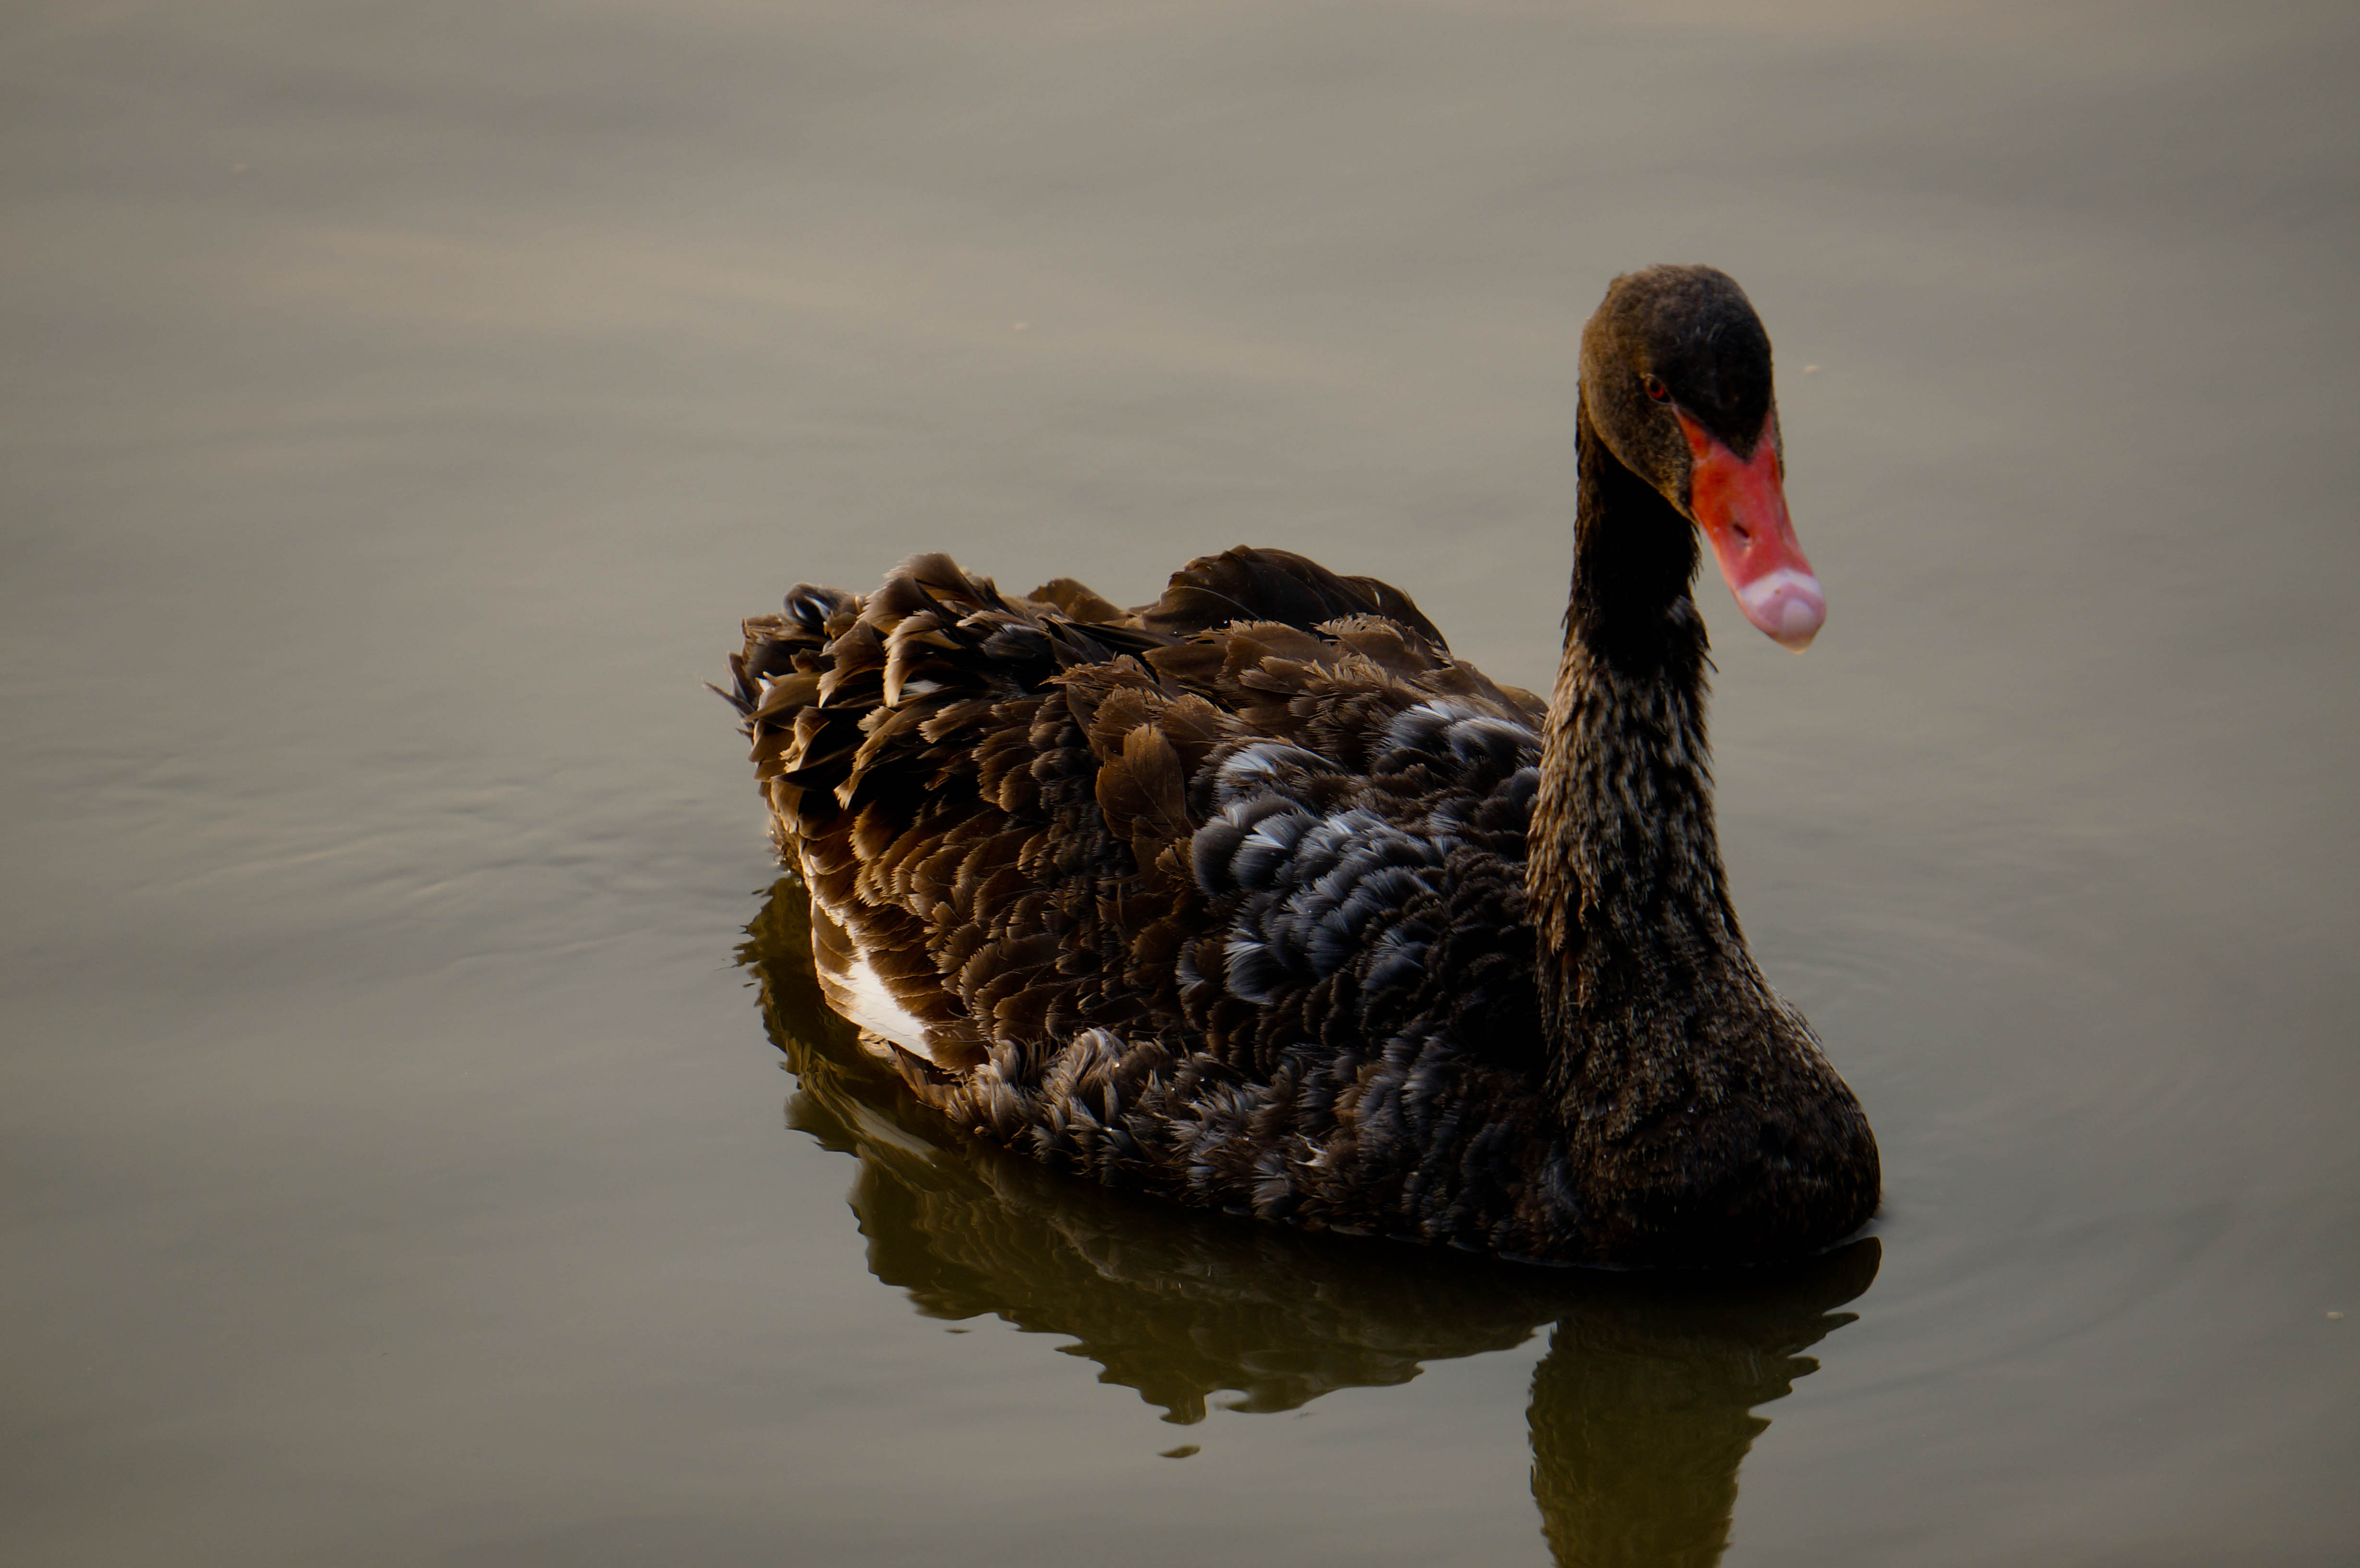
(5, 3, 2356, 1563)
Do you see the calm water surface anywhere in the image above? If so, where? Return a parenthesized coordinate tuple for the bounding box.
(5, 3, 2357, 1563)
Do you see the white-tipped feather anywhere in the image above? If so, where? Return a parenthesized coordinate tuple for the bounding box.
(825, 948, 934, 1060)
(804, 857, 939, 1064)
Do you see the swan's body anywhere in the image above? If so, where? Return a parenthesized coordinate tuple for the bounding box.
(720, 267, 1878, 1265)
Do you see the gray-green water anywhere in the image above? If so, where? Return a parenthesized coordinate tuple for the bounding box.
(5, 3, 2356, 1563)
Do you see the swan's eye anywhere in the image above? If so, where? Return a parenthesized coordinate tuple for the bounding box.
(1642, 374, 1670, 403)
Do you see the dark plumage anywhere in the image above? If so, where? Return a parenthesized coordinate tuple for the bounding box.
(716, 265, 1879, 1266)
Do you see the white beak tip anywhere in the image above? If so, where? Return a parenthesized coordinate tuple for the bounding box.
(1735, 569, 1827, 652)
(1773, 597, 1825, 651)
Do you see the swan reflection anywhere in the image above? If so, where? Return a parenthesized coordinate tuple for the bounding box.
(741, 879, 1875, 1566)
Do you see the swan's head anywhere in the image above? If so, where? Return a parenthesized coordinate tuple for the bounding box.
(1580, 265, 1825, 651)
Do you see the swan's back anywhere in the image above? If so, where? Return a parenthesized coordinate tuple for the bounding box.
(719, 547, 1583, 1253)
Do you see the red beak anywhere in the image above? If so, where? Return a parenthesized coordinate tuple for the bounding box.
(1677, 410, 1825, 651)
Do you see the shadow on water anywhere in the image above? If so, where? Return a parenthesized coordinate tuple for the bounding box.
(739, 878, 1878, 1567)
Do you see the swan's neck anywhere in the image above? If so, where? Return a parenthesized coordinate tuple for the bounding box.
(1528, 403, 1751, 1115)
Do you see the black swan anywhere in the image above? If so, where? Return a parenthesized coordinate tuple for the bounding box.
(718, 265, 1879, 1266)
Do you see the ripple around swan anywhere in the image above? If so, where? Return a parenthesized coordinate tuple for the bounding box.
(739, 878, 1880, 1568)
